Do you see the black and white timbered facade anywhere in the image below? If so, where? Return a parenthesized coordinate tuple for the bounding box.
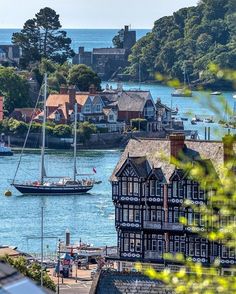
(111, 134, 236, 267)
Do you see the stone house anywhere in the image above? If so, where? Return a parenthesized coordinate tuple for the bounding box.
(72, 26, 136, 80)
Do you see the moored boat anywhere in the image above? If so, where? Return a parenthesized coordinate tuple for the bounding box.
(0, 143, 13, 156)
(191, 118, 197, 125)
(203, 118, 214, 123)
(171, 88, 192, 97)
(211, 91, 222, 95)
(12, 74, 96, 195)
(171, 65, 192, 97)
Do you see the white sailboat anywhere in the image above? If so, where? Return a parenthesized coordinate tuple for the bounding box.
(171, 65, 192, 97)
(12, 74, 94, 195)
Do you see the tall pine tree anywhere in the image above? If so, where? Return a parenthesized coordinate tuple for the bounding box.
(12, 7, 74, 67)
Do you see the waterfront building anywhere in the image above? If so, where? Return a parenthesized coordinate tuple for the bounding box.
(110, 134, 236, 272)
(34, 84, 172, 133)
(72, 25, 136, 79)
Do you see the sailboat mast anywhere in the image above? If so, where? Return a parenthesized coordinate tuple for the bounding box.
(183, 65, 186, 88)
(40, 73, 47, 185)
(73, 103, 78, 182)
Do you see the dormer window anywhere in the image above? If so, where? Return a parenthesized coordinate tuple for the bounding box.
(55, 112, 61, 122)
(173, 181, 177, 197)
(96, 104, 101, 112)
(150, 180, 155, 196)
(85, 105, 91, 113)
(109, 114, 114, 121)
(122, 181, 127, 195)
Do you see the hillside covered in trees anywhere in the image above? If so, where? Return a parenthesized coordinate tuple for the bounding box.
(126, 0, 236, 89)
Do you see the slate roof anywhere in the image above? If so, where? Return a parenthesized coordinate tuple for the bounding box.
(111, 138, 236, 182)
(95, 271, 172, 294)
(104, 91, 152, 112)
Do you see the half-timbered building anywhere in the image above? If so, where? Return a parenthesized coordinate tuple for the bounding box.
(111, 134, 236, 270)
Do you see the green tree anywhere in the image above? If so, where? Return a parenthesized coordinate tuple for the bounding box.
(2, 255, 56, 292)
(12, 7, 74, 67)
(112, 29, 124, 48)
(7, 118, 28, 135)
(68, 64, 101, 91)
(53, 124, 71, 137)
(126, 0, 236, 89)
(78, 121, 97, 143)
(0, 67, 30, 114)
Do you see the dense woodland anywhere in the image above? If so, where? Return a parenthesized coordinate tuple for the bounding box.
(126, 0, 236, 89)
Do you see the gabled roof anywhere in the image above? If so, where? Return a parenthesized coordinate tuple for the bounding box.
(156, 98, 172, 112)
(111, 138, 236, 182)
(46, 93, 88, 108)
(108, 91, 152, 112)
(12, 108, 40, 117)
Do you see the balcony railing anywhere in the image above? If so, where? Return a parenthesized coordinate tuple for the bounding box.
(143, 221, 162, 230)
(117, 195, 140, 202)
(144, 251, 163, 260)
(143, 221, 183, 231)
(163, 222, 184, 231)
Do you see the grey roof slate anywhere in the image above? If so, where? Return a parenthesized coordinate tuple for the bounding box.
(95, 271, 172, 294)
(111, 138, 236, 182)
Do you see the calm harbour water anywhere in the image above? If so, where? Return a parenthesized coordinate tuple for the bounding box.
(0, 28, 235, 253)
(0, 150, 121, 253)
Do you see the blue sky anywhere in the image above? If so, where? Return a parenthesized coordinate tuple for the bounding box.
(0, 0, 198, 28)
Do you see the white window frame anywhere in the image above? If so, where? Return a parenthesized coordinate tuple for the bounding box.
(122, 181, 127, 195)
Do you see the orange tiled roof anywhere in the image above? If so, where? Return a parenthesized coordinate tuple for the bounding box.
(46, 93, 89, 108)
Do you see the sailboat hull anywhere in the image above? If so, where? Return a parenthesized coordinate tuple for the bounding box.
(12, 184, 93, 195)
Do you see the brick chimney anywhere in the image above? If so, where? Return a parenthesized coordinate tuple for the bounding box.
(223, 135, 235, 165)
(68, 85, 76, 106)
(169, 133, 185, 159)
(89, 84, 96, 95)
(60, 85, 68, 94)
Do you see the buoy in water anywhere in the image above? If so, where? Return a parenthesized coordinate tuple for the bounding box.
(4, 190, 12, 197)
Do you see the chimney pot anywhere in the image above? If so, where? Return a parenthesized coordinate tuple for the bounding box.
(68, 85, 76, 107)
(89, 84, 96, 94)
(60, 85, 68, 94)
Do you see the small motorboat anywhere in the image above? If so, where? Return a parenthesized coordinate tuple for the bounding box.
(0, 143, 13, 156)
(195, 116, 203, 122)
(171, 88, 192, 97)
(211, 91, 222, 95)
(181, 117, 188, 121)
(191, 118, 197, 125)
(203, 118, 214, 123)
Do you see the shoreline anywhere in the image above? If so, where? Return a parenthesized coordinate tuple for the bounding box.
(109, 79, 235, 92)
